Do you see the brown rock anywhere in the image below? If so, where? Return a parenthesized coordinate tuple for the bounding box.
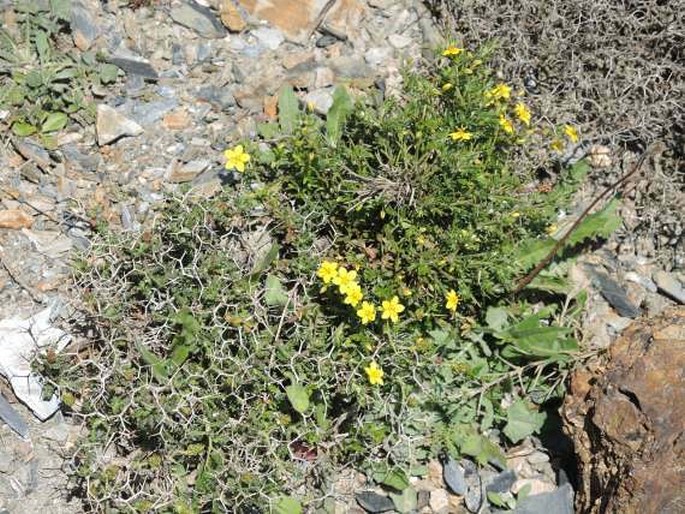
(263, 95, 278, 119)
(220, 0, 247, 32)
(238, 0, 365, 43)
(162, 108, 192, 130)
(0, 209, 33, 229)
(563, 307, 685, 513)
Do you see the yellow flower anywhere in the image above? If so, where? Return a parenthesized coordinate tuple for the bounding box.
(441, 83, 454, 92)
(356, 301, 377, 325)
(224, 145, 251, 172)
(317, 260, 338, 284)
(442, 45, 463, 57)
(449, 127, 473, 142)
(564, 124, 579, 144)
(498, 114, 514, 134)
(364, 361, 384, 385)
(546, 223, 558, 236)
(381, 296, 405, 323)
(514, 102, 532, 126)
(343, 283, 363, 307)
(445, 289, 459, 312)
(333, 267, 358, 294)
(550, 139, 564, 152)
(486, 83, 512, 102)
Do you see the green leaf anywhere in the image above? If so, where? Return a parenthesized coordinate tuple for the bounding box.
(372, 467, 409, 492)
(503, 399, 546, 443)
(390, 486, 417, 513)
(265, 274, 288, 307)
(257, 122, 280, 139)
(277, 85, 299, 134)
(41, 112, 68, 132)
(250, 243, 279, 278)
(285, 384, 310, 414)
(460, 432, 506, 467)
(50, 0, 71, 20)
(272, 496, 302, 514)
(12, 122, 37, 136)
(99, 63, 119, 84)
(25, 70, 42, 88)
(485, 307, 508, 331)
(496, 312, 577, 358)
(326, 85, 353, 146)
(135, 341, 169, 382)
(170, 344, 191, 366)
(34, 30, 50, 63)
(486, 491, 516, 509)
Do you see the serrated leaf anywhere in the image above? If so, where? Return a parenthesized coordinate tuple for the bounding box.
(372, 467, 409, 492)
(326, 85, 353, 146)
(278, 85, 299, 134)
(273, 496, 302, 514)
(285, 384, 309, 414)
(390, 486, 417, 513)
(265, 274, 288, 307)
(12, 122, 37, 136)
(41, 111, 68, 132)
(503, 399, 546, 443)
(99, 63, 119, 84)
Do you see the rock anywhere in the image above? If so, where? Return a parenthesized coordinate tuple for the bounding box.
(462, 459, 483, 513)
(653, 270, 685, 304)
(195, 86, 237, 111)
(13, 139, 51, 171)
(0, 209, 33, 230)
(170, 0, 226, 38)
(108, 56, 159, 80)
(96, 105, 144, 146)
(252, 27, 285, 50)
(219, 0, 247, 32)
(314, 67, 335, 88)
(563, 307, 685, 513)
(512, 478, 556, 497)
(389, 486, 417, 513)
(129, 99, 179, 126)
(316, 34, 338, 48)
(162, 108, 192, 130)
(167, 160, 210, 182)
(364, 46, 393, 66)
(485, 469, 517, 494)
(586, 266, 641, 318)
(442, 457, 467, 495)
(513, 484, 574, 514)
(355, 491, 395, 513)
(417, 490, 430, 509)
(303, 88, 334, 115)
(282, 50, 315, 70)
(429, 489, 449, 513)
(388, 33, 412, 49)
(0, 394, 28, 437)
(330, 55, 373, 80)
(624, 271, 657, 293)
(70, 1, 99, 51)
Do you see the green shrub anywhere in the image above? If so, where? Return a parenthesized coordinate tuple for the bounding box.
(59, 47, 609, 512)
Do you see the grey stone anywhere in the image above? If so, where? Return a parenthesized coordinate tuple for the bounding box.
(513, 484, 574, 514)
(70, 1, 99, 50)
(463, 459, 483, 513)
(330, 56, 373, 79)
(60, 145, 101, 172)
(172, 43, 184, 65)
(443, 457, 467, 495)
(364, 46, 393, 66)
(388, 33, 413, 49)
(196, 86, 236, 111)
(485, 470, 517, 494)
(108, 56, 159, 80)
(587, 267, 641, 318)
(316, 34, 338, 48)
(653, 270, 685, 304)
(624, 271, 658, 293)
(252, 27, 285, 51)
(96, 104, 144, 146)
(0, 394, 28, 438)
(129, 98, 179, 125)
(196, 42, 214, 62)
(170, 1, 226, 39)
(13, 139, 51, 171)
(303, 88, 334, 115)
(355, 491, 395, 513)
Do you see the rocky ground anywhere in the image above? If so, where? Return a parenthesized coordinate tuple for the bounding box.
(0, 1, 683, 513)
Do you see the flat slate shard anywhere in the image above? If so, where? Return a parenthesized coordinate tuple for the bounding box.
(108, 57, 159, 80)
(442, 456, 467, 495)
(0, 394, 29, 438)
(513, 483, 574, 514)
(355, 491, 395, 513)
(587, 267, 641, 318)
(170, 0, 227, 38)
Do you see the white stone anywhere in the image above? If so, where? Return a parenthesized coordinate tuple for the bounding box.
(96, 104, 143, 146)
(388, 33, 413, 49)
(429, 489, 449, 513)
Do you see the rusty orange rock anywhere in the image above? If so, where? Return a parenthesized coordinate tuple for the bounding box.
(0, 209, 33, 229)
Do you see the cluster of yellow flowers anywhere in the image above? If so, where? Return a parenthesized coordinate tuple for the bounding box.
(317, 260, 406, 326)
